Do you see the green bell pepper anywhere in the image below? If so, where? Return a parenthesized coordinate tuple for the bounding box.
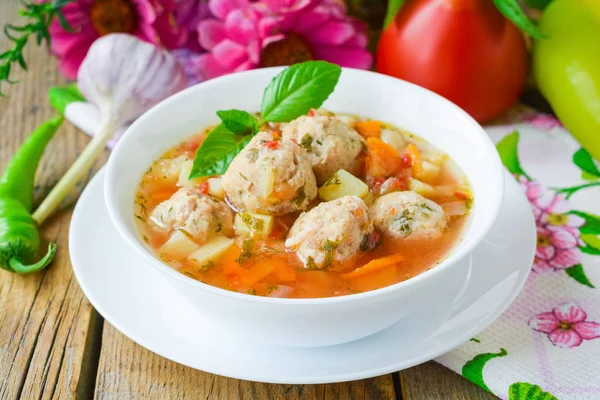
(533, 0, 600, 161)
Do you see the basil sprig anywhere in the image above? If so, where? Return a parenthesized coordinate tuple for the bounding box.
(189, 61, 342, 179)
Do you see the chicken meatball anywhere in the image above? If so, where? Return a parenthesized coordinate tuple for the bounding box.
(285, 196, 373, 269)
(282, 114, 364, 184)
(150, 188, 234, 242)
(222, 131, 317, 215)
(369, 191, 447, 239)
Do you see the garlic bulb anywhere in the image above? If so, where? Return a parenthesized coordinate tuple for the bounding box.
(78, 33, 186, 128)
(33, 34, 186, 225)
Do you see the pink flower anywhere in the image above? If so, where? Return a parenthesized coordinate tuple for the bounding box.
(49, 0, 191, 79)
(194, 0, 262, 79)
(257, 0, 373, 69)
(525, 113, 563, 130)
(194, 0, 372, 79)
(529, 303, 600, 348)
(534, 225, 582, 272)
(518, 177, 584, 272)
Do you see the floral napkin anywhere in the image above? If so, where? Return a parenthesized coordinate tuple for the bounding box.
(436, 109, 600, 400)
(64, 103, 600, 399)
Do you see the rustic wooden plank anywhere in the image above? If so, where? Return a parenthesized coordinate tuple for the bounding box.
(95, 323, 396, 400)
(0, 2, 107, 398)
(399, 362, 497, 400)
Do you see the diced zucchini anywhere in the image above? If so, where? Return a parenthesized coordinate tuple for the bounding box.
(380, 128, 406, 152)
(409, 178, 436, 197)
(178, 159, 207, 188)
(207, 177, 225, 199)
(414, 161, 441, 183)
(234, 212, 274, 237)
(159, 230, 199, 259)
(258, 163, 275, 198)
(187, 236, 234, 269)
(319, 169, 369, 201)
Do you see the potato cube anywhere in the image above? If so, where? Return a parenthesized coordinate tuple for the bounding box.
(187, 236, 234, 269)
(414, 161, 441, 183)
(409, 178, 436, 197)
(319, 169, 369, 201)
(150, 156, 188, 185)
(380, 128, 406, 152)
(234, 212, 274, 237)
(159, 230, 199, 259)
(207, 177, 225, 199)
(178, 159, 207, 189)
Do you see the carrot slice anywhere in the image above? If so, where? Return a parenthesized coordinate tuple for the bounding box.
(341, 253, 404, 280)
(241, 261, 275, 286)
(365, 138, 403, 178)
(355, 120, 381, 138)
(270, 256, 297, 282)
(455, 190, 472, 200)
(150, 189, 177, 202)
(347, 266, 397, 292)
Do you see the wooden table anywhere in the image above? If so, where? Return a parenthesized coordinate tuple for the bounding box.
(0, 2, 497, 398)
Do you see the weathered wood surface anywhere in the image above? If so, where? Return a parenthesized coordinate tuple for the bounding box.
(0, 1, 497, 398)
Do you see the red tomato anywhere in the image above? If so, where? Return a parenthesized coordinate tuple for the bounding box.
(376, 0, 529, 122)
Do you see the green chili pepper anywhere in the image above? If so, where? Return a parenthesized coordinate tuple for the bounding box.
(0, 116, 63, 273)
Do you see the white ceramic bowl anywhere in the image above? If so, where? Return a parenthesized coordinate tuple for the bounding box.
(104, 67, 504, 348)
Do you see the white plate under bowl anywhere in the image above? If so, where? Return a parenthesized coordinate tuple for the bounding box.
(70, 169, 534, 384)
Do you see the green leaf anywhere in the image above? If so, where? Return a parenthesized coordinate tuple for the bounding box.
(48, 84, 85, 115)
(462, 348, 508, 392)
(383, 0, 406, 28)
(581, 234, 600, 251)
(565, 265, 595, 288)
(216, 110, 259, 136)
(573, 148, 600, 179)
(508, 382, 558, 400)
(261, 61, 341, 123)
(568, 211, 600, 235)
(524, 0, 554, 10)
(493, 0, 546, 39)
(496, 131, 530, 179)
(189, 123, 253, 179)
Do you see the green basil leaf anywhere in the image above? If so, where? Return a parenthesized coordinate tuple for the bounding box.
(217, 109, 259, 135)
(261, 61, 341, 123)
(189, 123, 253, 179)
(493, 0, 546, 39)
(48, 84, 85, 115)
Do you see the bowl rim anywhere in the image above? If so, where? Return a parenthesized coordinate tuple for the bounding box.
(104, 66, 505, 305)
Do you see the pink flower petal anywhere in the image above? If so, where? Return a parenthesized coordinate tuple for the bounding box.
(291, 8, 330, 33)
(304, 20, 354, 45)
(192, 53, 229, 80)
(152, 11, 187, 48)
(574, 321, 600, 340)
(548, 328, 583, 348)
(548, 247, 581, 270)
(225, 9, 258, 45)
(198, 20, 228, 50)
(311, 45, 373, 69)
(566, 214, 585, 228)
(58, 36, 95, 80)
(532, 258, 554, 273)
(536, 243, 555, 261)
(548, 226, 578, 249)
(210, 0, 249, 20)
(553, 302, 587, 323)
(529, 312, 559, 333)
(212, 39, 249, 69)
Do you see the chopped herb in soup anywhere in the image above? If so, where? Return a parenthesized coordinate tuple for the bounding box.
(134, 109, 472, 299)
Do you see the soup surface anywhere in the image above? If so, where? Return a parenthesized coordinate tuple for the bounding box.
(134, 110, 471, 298)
